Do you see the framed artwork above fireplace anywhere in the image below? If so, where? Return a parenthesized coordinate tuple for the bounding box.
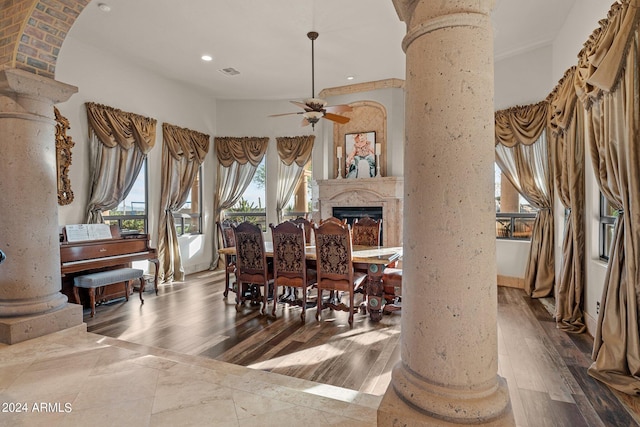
(345, 132, 376, 179)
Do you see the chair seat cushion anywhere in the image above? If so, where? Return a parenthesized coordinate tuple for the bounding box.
(382, 268, 402, 287)
(74, 268, 144, 288)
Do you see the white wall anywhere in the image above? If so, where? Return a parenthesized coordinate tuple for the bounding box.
(56, 36, 218, 275)
(494, 45, 554, 111)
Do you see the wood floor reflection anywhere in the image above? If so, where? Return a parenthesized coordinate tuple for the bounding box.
(85, 270, 639, 426)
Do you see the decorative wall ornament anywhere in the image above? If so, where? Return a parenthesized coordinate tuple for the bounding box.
(54, 107, 74, 205)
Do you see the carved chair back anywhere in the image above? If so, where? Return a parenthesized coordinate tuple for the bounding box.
(290, 217, 313, 244)
(232, 221, 273, 314)
(314, 219, 366, 327)
(271, 220, 316, 321)
(352, 216, 381, 246)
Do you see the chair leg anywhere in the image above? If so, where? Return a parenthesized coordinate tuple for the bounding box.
(348, 291, 354, 328)
(138, 276, 145, 304)
(271, 283, 277, 317)
(300, 286, 307, 323)
(316, 289, 322, 321)
(223, 270, 230, 298)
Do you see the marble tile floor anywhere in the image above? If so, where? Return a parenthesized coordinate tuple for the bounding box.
(0, 325, 380, 427)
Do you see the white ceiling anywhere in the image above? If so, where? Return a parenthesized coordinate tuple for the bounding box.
(66, 0, 577, 101)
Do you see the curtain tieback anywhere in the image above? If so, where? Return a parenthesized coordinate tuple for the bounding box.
(617, 209, 624, 215)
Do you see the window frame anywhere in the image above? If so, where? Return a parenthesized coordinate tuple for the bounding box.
(599, 192, 616, 261)
(173, 165, 203, 237)
(102, 159, 148, 234)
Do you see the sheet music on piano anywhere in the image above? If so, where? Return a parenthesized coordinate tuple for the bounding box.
(65, 224, 113, 243)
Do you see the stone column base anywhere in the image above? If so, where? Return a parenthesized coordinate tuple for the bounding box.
(378, 383, 515, 426)
(0, 303, 83, 344)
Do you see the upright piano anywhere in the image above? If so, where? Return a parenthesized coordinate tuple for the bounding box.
(60, 224, 159, 307)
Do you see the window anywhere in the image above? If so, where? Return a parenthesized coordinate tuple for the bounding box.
(225, 157, 267, 230)
(282, 159, 312, 222)
(494, 163, 536, 240)
(600, 193, 617, 260)
(103, 160, 148, 233)
(173, 167, 202, 236)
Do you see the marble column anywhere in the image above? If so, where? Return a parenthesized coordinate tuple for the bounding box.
(379, 1, 513, 425)
(0, 68, 83, 344)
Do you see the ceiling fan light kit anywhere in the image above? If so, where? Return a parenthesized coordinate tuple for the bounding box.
(269, 31, 352, 129)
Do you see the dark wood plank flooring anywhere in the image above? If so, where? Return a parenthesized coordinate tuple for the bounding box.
(84, 270, 639, 426)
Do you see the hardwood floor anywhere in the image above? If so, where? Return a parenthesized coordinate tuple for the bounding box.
(85, 270, 639, 426)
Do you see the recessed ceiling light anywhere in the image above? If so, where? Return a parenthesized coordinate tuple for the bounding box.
(201, 55, 213, 62)
(97, 3, 111, 12)
(346, 75, 355, 81)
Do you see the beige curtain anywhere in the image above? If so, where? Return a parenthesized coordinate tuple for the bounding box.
(495, 103, 555, 298)
(157, 123, 210, 283)
(210, 137, 269, 269)
(275, 135, 314, 223)
(549, 68, 586, 333)
(84, 102, 156, 223)
(579, 0, 640, 395)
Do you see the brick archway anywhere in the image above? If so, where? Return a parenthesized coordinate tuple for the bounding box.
(1, 0, 89, 78)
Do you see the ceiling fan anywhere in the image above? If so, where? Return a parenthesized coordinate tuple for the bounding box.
(270, 31, 352, 129)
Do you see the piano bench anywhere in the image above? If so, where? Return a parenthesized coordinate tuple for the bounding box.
(73, 268, 145, 317)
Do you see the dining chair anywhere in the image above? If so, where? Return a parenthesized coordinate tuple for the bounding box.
(270, 221, 317, 321)
(232, 221, 274, 315)
(290, 216, 314, 244)
(314, 219, 367, 327)
(352, 216, 381, 246)
(217, 219, 237, 298)
(320, 216, 347, 225)
(382, 266, 402, 313)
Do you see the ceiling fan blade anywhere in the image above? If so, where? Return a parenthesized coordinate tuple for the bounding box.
(290, 100, 311, 111)
(323, 113, 350, 124)
(269, 112, 302, 117)
(301, 117, 311, 127)
(324, 104, 353, 114)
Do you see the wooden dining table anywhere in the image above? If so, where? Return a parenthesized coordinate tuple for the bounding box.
(218, 242, 402, 321)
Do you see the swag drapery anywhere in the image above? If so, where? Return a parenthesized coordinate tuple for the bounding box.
(549, 68, 587, 334)
(84, 102, 156, 224)
(495, 102, 555, 298)
(576, 0, 640, 394)
(493, 0, 640, 394)
(275, 136, 314, 223)
(210, 136, 269, 269)
(157, 123, 210, 283)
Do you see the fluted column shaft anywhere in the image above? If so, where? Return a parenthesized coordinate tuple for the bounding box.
(0, 69, 82, 344)
(379, 1, 513, 425)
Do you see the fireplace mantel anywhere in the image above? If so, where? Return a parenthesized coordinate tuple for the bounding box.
(313, 176, 403, 246)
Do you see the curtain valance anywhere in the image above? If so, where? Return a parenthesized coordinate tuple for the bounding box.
(575, 0, 640, 107)
(495, 102, 549, 147)
(85, 102, 156, 153)
(276, 135, 315, 166)
(548, 67, 579, 136)
(162, 122, 210, 163)
(215, 136, 269, 167)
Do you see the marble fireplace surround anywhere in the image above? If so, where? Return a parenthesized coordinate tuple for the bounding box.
(314, 176, 403, 246)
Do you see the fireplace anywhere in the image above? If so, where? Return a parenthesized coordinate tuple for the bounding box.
(314, 176, 403, 246)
